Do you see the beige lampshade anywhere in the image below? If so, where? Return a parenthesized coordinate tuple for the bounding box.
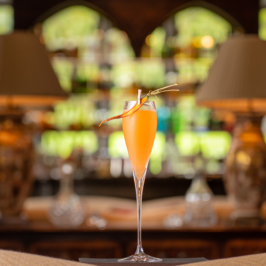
(196, 35, 266, 113)
(0, 31, 67, 106)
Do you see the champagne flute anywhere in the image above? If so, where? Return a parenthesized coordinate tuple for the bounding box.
(119, 100, 162, 262)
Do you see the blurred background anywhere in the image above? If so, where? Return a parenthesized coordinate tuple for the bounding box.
(1, 1, 251, 199)
(0, 0, 266, 262)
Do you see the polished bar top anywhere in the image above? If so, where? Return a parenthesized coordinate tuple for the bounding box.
(6, 195, 264, 232)
(79, 257, 207, 265)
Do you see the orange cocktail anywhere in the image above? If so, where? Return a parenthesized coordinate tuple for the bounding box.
(120, 101, 160, 263)
(99, 85, 178, 263)
(123, 109, 157, 180)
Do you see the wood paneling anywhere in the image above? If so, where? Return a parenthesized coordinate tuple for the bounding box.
(224, 239, 266, 258)
(1, 224, 266, 260)
(28, 240, 122, 261)
(127, 239, 220, 259)
(0, 241, 24, 252)
(13, 0, 259, 56)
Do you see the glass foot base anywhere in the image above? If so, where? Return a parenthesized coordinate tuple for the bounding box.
(118, 253, 162, 262)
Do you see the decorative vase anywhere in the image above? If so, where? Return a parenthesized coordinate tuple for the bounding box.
(48, 160, 85, 228)
(225, 115, 266, 224)
(183, 170, 217, 227)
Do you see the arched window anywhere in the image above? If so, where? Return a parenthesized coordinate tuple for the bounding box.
(34, 5, 135, 93)
(140, 7, 234, 88)
(33, 5, 136, 163)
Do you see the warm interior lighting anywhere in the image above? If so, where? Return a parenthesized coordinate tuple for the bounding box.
(0, 96, 66, 107)
(0, 130, 18, 145)
(192, 36, 201, 48)
(145, 35, 153, 47)
(201, 35, 214, 48)
(197, 98, 266, 113)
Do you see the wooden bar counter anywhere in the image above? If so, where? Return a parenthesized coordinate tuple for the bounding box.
(1, 196, 266, 261)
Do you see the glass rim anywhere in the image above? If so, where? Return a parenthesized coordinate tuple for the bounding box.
(124, 100, 154, 103)
(124, 100, 156, 110)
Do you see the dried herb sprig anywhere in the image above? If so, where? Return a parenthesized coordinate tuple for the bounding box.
(146, 83, 179, 97)
(99, 84, 178, 127)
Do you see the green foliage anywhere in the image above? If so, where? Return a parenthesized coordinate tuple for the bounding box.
(175, 7, 232, 47)
(259, 8, 266, 40)
(105, 28, 135, 60)
(41, 130, 98, 158)
(149, 27, 166, 57)
(150, 132, 166, 175)
(145, 7, 232, 85)
(0, 5, 13, 34)
(175, 131, 231, 158)
(43, 5, 100, 50)
(47, 95, 96, 129)
(135, 59, 165, 88)
(199, 131, 231, 159)
(52, 58, 74, 92)
(108, 131, 128, 158)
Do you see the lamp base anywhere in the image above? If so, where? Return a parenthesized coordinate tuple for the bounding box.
(0, 116, 33, 221)
(225, 115, 266, 226)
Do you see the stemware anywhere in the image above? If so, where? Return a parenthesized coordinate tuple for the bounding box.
(119, 101, 161, 262)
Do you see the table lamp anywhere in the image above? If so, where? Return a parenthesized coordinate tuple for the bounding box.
(196, 35, 266, 224)
(0, 31, 67, 222)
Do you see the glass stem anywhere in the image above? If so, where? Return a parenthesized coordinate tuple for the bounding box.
(134, 171, 145, 255)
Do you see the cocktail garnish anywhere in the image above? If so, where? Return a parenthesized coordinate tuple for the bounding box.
(99, 97, 148, 127)
(99, 84, 178, 127)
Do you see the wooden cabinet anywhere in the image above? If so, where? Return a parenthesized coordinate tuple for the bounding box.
(127, 240, 220, 259)
(0, 241, 24, 252)
(29, 240, 122, 261)
(223, 239, 266, 258)
(0, 224, 266, 261)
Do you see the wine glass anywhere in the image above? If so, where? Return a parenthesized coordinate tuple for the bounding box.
(119, 101, 162, 262)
